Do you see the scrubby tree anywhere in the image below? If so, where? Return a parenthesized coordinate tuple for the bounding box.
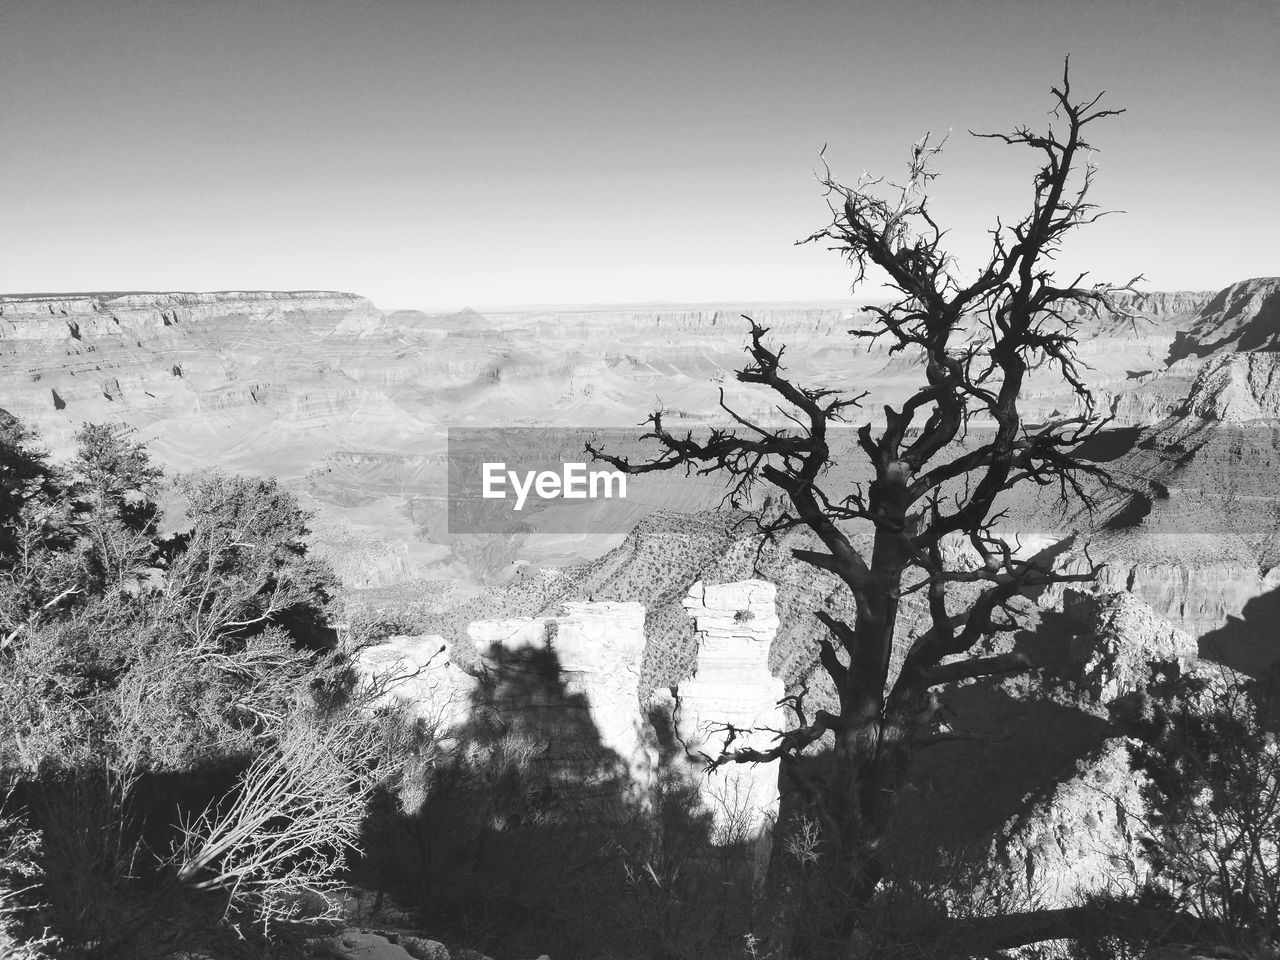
(1, 413, 82, 651)
(1126, 665, 1280, 950)
(590, 63, 1135, 942)
(0, 417, 377, 953)
(0, 412, 63, 561)
(161, 472, 337, 648)
(70, 423, 163, 536)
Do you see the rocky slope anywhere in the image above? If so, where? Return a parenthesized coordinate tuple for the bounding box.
(979, 591, 1198, 912)
(1169, 276, 1280, 359)
(1103, 278, 1280, 423)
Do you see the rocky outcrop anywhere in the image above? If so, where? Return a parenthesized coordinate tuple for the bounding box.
(530, 600, 654, 791)
(1170, 276, 1280, 360)
(1106, 364, 1203, 426)
(356, 602, 654, 818)
(1064, 590, 1198, 702)
(1113, 349, 1280, 428)
(354, 635, 477, 735)
(986, 738, 1148, 911)
(467, 602, 657, 813)
(355, 581, 790, 864)
(986, 594, 1200, 912)
(1176, 353, 1280, 423)
(670, 580, 786, 850)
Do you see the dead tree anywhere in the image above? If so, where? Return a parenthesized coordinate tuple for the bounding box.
(589, 62, 1139, 938)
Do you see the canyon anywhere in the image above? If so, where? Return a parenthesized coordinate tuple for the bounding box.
(5, 280, 1280, 667)
(7, 277, 1280, 927)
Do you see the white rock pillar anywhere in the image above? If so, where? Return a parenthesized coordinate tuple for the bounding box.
(675, 579, 786, 872)
(549, 601, 655, 799)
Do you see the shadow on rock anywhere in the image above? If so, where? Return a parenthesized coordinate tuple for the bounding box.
(356, 640, 763, 960)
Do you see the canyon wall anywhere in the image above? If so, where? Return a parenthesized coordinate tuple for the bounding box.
(6, 281, 1280, 672)
(0, 290, 385, 430)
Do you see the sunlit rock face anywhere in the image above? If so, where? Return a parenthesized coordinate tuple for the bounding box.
(1170, 276, 1280, 359)
(357, 587, 791, 852)
(356, 602, 654, 817)
(354, 635, 477, 735)
(1064, 590, 1198, 702)
(1177, 353, 1280, 422)
(467, 601, 657, 814)
(540, 600, 654, 792)
(672, 579, 786, 849)
(984, 593, 1195, 911)
(1115, 351, 1280, 428)
(985, 738, 1148, 911)
(1098, 280, 1280, 431)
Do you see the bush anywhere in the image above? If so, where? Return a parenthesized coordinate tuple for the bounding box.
(0, 416, 392, 953)
(171, 709, 385, 929)
(1126, 664, 1280, 952)
(0, 800, 53, 959)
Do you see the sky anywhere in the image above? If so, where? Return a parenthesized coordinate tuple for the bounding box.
(2, 0, 1277, 311)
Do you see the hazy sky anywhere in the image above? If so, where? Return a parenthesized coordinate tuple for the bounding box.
(2, 0, 1277, 310)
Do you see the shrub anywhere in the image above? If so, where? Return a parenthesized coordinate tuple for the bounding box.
(171, 709, 385, 929)
(0, 417, 388, 952)
(0, 800, 54, 960)
(1125, 664, 1280, 952)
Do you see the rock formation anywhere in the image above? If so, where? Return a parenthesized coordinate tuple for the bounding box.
(356, 602, 654, 818)
(515, 600, 655, 793)
(1177, 352, 1280, 423)
(1170, 276, 1280, 359)
(986, 738, 1149, 911)
(354, 635, 477, 736)
(985, 592, 1198, 911)
(466, 601, 656, 814)
(356, 581, 790, 872)
(1064, 590, 1198, 702)
(670, 579, 786, 857)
